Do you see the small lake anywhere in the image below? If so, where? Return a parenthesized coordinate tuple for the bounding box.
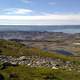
(43, 48, 73, 56)
(54, 50, 73, 56)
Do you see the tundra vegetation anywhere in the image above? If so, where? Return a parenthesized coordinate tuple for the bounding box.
(0, 40, 80, 80)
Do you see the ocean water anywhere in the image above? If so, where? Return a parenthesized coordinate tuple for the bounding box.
(0, 25, 80, 33)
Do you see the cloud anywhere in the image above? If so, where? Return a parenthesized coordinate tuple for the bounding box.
(0, 14, 80, 25)
(48, 2, 56, 5)
(3, 8, 32, 15)
(20, 0, 32, 3)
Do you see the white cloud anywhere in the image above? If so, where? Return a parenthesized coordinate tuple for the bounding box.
(0, 14, 80, 20)
(0, 14, 80, 25)
(3, 8, 32, 15)
(20, 0, 32, 3)
(48, 2, 56, 5)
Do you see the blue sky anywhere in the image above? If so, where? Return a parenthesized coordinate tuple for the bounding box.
(0, 0, 80, 25)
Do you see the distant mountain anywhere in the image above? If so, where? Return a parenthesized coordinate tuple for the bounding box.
(0, 31, 71, 40)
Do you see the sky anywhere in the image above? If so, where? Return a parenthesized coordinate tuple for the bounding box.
(0, 0, 80, 25)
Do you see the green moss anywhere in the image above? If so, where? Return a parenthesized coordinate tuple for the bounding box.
(0, 65, 80, 80)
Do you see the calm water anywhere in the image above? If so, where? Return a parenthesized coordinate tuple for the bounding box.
(54, 50, 73, 56)
(43, 48, 73, 56)
(0, 25, 80, 33)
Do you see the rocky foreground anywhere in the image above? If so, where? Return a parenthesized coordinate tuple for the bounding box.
(0, 55, 80, 72)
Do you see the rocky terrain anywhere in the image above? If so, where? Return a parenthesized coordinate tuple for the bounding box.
(0, 55, 75, 70)
(0, 32, 80, 80)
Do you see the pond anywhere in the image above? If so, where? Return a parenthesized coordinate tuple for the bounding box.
(54, 50, 73, 56)
(43, 48, 73, 56)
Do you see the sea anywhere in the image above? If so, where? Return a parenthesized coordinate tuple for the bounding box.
(0, 25, 80, 33)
